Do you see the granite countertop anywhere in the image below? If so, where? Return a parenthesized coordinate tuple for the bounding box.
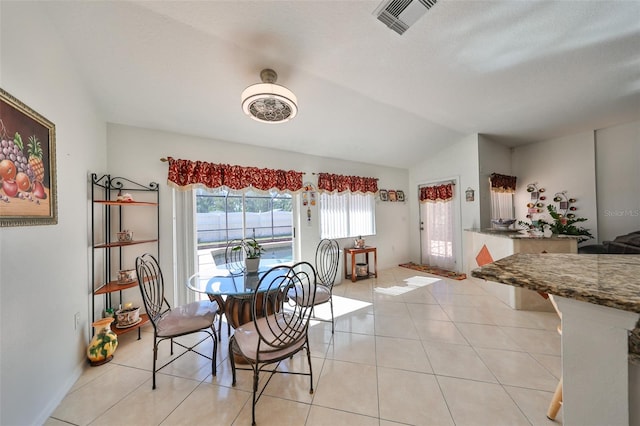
(471, 253, 640, 313)
(471, 253, 640, 363)
(465, 228, 581, 240)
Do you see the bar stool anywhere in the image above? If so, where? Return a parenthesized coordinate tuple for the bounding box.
(547, 294, 563, 420)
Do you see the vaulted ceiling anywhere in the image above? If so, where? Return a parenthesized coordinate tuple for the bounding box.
(41, 0, 640, 168)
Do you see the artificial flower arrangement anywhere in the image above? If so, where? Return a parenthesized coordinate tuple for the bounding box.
(518, 205, 593, 242)
(546, 205, 593, 242)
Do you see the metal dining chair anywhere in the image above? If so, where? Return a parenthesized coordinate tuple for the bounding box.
(208, 239, 246, 340)
(288, 239, 340, 333)
(135, 253, 219, 389)
(225, 238, 246, 275)
(229, 261, 317, 426)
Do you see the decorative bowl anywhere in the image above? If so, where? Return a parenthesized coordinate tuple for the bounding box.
(115, 306, 140, 327)
(117, 230, 133, 242)
(117, 269, 136, 284)
(491, 219, 516, 229)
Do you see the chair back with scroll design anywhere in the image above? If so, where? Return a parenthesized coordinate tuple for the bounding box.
(301, 238, 340, 333)
(229, 261, 317, 426)
(136, 253, 218, 390)
(225, 238, 246, 275)
(316, 239, 340, 288)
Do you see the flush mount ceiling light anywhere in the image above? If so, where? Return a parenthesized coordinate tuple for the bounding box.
(241, 69, 298, 123)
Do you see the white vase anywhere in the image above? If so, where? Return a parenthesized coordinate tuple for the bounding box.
(245, 257, 260, 274)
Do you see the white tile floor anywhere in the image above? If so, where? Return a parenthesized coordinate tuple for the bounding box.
(48, 267, 563, 426)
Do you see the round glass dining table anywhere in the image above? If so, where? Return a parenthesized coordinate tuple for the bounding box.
(186, 259, 292, 297)
(186, 259, 292, 330)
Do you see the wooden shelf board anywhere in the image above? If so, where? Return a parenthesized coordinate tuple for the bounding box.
(95, 280, 138, 295)
(94, 200, 158, 206)
(94, 239, 158, 249)
(111, 314, 149, 336)
(95, 275, 154, 295)
(345, 273, 376, 281)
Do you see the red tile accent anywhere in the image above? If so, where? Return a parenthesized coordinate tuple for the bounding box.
(475, 244, 494, 267)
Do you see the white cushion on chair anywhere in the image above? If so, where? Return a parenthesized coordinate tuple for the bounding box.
(288, 283, 329, 306)
(156, 300, 218, 337)
(234, 314, 306, 362)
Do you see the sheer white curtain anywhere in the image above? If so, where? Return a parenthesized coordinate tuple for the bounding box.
(421, 199, 455, 270)
(173, 188, 197, 306)
(491, 191, 514, 220)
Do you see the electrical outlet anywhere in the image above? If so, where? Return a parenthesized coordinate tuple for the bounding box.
(74, 312, 80, 330)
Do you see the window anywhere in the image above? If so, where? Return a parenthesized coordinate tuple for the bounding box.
(319, 192, 375, 239)
(489, 173, 516, 220)
(490, 191, 514, 220)
(195, 187, 293, 270)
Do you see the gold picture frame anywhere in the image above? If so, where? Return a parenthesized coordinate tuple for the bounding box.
(0, 88, 57, 227)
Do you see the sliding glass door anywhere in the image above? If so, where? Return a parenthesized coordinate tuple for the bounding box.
(194, 187, 293, 272)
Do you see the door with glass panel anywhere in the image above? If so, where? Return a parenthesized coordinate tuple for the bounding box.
(195, 188, 294, 273)
(419, 182, 456, 271)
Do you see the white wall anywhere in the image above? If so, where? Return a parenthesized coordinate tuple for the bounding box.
(0, 2, 106, 425)
(595, 120, 640, 242)
(409, 134, 481, 272)
(105, 123, 411, 303)
(512, 131, 598, 246)
(478, 135, 513, 229)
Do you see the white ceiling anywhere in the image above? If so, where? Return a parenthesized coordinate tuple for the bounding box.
(42, 0, 640, 168)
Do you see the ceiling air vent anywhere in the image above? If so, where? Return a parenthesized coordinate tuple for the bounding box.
(374, 0, 437, 35)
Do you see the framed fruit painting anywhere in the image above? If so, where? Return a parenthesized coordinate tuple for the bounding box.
(0, 88, 57, 227)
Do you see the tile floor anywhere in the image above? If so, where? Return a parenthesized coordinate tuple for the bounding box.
(47, 267, 563, 426)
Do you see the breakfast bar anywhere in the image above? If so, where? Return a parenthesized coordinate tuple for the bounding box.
(472, 253, 640, 426)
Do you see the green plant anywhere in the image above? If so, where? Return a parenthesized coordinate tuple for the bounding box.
(546, 205, 593, 242)
(232, 238, 264, 259)
(518, 218, 551, 231)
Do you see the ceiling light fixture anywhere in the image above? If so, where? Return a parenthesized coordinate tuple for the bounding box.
(241, 69, 298, 124)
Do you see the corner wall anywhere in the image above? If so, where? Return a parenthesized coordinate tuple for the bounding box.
(0, 2, 106, 425)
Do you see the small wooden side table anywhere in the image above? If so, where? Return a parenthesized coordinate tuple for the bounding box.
(344, 246, 378, 282)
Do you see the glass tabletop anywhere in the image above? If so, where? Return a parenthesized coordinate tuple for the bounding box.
(187, 260, 292, 297)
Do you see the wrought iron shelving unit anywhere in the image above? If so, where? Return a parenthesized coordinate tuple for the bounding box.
(90, 173, 159, 338)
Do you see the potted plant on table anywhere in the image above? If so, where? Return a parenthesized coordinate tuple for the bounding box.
(233, 238, 265, 273)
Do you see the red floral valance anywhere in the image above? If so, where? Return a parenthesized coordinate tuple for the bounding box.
(419, 183, 454, 203)
(166, 157, 303, 192)
(317, 173, 378, 194)
(490, 173, 517, 193)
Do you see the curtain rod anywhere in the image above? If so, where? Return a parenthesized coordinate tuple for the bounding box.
(420, 180, 455, 187)
(307, 172, 378, 180)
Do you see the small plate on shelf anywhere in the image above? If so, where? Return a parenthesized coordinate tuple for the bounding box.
(115, 318, 142, 329)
